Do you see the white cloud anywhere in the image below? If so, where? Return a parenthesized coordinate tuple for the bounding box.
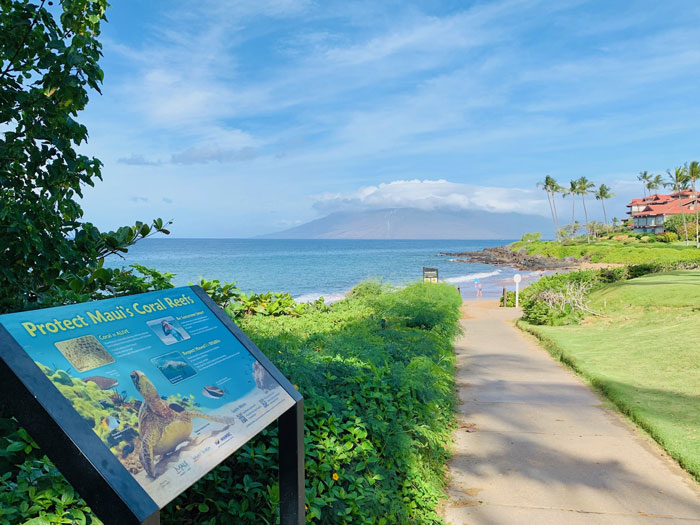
(312, 179, 548, 216)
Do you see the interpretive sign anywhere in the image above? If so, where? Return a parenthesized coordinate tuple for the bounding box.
(0, 286, 304, 524)
(423, 267, 439, 283)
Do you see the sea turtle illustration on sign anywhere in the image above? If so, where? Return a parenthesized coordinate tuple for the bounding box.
(130, 370, 236, 478)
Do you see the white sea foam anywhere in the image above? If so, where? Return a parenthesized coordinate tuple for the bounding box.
(294, 291, 348, 304)
(443, 269, 502, 284)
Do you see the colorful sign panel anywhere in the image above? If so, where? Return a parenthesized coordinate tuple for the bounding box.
(0, 287, 295, 508)
(423, 267, 439, 283)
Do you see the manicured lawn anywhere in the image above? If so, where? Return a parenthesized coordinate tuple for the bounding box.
(520, 271, 700, 480)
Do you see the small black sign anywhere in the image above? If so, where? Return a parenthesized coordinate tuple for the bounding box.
(423, 267, 439, 283)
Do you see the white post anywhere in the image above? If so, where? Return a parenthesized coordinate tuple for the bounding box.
(513, 273, 522, 308)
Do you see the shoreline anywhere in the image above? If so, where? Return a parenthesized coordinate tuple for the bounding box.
(293, 250, 627, 306)
(439, 245, 580, 271)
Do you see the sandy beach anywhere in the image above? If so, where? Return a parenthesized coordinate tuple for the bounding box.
(456, 261, 626, 302)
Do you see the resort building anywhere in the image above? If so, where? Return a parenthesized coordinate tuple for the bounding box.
(626, 191, 698, 233)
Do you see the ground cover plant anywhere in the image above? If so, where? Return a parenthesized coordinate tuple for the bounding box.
(1, 281, 461, 524)
(519, 271, 700, 481)
(510, 239, 700, 265)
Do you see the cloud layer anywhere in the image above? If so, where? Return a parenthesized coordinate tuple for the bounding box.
(312, 179, 549, 216)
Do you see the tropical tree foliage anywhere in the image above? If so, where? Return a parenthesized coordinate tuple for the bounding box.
(638, 171, 651, 197)
(595, 184, 615, 225)
(562, 180, 579, 237)
(646, 173, 664, 194)
(537, 175, 562, 239)
(0, 0, 170, 314)
(665, 166, 690, 246)
(575, 177, 596, 243)
(687, 161, 700, 248)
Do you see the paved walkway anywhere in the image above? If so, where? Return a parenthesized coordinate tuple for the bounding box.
(442, 300, 700, 524)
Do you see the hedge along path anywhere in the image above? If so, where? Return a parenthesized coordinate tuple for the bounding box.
(442, 299, 700, 524)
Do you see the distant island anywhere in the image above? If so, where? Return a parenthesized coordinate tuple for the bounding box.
(260, 208, 552, 240)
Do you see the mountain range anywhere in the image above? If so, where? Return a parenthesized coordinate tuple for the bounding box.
(260, 208, 552, 239)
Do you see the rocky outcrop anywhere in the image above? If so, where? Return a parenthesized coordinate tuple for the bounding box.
(439, 246, 582, 270)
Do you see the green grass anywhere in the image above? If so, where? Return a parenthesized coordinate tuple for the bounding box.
(511, 239, 700, 265)
(519, 271, 700, 480)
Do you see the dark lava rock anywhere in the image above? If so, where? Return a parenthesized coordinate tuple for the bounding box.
(438, 246, 584, 271)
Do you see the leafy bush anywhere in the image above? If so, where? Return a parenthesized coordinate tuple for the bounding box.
(519, 262, 685, 325)
(500, 290, 515, 307)
(162, 282, 462, 524)
(520, 232, 542, 242)
(348, 280, 387, 299)
(664, 214, 699, 240)
(378, 282, 461, 331)
(521, 271, 602, 325)
(1, 283, 462, 524)
(657, 232, 679, 243)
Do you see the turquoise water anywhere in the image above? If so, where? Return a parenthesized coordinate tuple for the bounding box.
(106, 239, 528, 301)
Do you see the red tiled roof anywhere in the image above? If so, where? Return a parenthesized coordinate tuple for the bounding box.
(627, 192, 699, 212)
(634, 198, 698, 217)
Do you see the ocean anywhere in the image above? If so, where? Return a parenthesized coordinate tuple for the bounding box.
(105, 239, 532, 302)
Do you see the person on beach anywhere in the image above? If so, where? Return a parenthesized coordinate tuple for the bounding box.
(477, 281, 482, 298)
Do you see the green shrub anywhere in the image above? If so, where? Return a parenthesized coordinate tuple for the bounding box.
(1, 283, 462, 524)
(520, 270, 601, 325)
(658, 231, 679, 243)
(348, 280, 387, 299)
(664, 214, 699, 239)
(500, 290, 516, 307)
(520, 232, 542, 242)
(520, 263, 677, 325)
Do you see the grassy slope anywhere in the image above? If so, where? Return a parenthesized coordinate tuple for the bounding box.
(520, 271, 700, 479)
(511, 239, 700, 264)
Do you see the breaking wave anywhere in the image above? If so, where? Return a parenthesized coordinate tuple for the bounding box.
(294, 291, 348, 304)
(443, 269, 502, 284)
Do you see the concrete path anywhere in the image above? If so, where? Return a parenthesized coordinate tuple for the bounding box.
(442, 300, 700, 524)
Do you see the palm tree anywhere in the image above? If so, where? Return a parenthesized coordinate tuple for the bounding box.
(575, 177, 596, 242)
(638, 171, 652, 197)
(646, 174, 663, 195)
(550, 178, 563, 238)
(563, 179, 578, 225)
(665, 166, 690, 246)
(595, 184, 615, 225)
(687, 161, 700, 248)
(537, 175, 560, 240)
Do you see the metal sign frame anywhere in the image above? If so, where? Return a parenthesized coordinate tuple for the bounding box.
(0, 285, 304, 525)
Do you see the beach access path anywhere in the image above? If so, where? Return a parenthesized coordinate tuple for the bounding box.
(442, 299, 700, 524)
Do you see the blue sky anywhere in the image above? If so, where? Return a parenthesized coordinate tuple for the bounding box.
(79, 0, 700, 237)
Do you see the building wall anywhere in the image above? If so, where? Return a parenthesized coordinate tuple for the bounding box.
(633, 215, 666, 234)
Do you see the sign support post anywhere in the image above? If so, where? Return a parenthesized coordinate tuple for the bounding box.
(279, 400, 305, 525)
(514, 273, 522, 308)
